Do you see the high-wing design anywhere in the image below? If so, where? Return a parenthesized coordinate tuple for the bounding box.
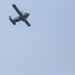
(9, 4, 31, 27)
(12, 4, 22, 16)
(24, 19, 31, 26)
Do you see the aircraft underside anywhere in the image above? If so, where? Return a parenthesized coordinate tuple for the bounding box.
(9, 4, 31, 26)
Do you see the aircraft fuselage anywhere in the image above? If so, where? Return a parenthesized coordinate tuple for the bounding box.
(9, 4, 31, 26)
(14, 13, 30, 22)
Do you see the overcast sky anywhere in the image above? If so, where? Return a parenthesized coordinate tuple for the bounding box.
(0, 0, 75, 75)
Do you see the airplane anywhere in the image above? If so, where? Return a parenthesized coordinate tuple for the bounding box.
(9, 4, 31, 26)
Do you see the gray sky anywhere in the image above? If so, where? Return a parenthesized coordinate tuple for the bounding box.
(0, 0, 75, 75)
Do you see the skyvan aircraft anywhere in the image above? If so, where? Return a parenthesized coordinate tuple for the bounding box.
(9, 4, 31, 26)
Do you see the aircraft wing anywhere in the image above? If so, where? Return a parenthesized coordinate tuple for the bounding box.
(24, 19, 31, 26)
(12, 4, 22, 16)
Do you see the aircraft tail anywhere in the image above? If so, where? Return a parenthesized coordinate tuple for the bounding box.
(9, 16, 16, 25)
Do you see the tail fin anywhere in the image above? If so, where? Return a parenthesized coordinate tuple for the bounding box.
(9, 16, 16, 25)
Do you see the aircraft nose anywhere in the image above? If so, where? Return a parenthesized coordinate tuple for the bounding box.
(28, 13, 30, 16)
(24, 13, 30, 18)
(27, 13, 30, 17)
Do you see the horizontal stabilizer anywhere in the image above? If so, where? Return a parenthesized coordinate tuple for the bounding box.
(9, 16, 16, 25)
